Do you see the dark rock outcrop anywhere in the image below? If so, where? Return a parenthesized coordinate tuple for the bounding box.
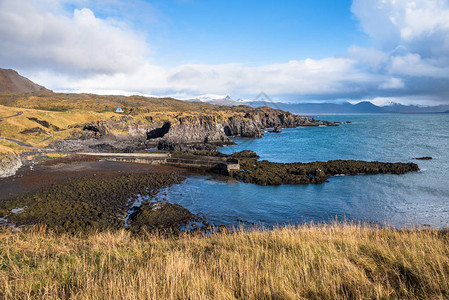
(59, 107, 335, 152)
(129, 201, 194, 232)
(231, 158, 419, 185)
(154, 110, 329, 151)
(146, 122, 171, 139)
(28, 117, 60, 131)
(20, 127, 47, 135)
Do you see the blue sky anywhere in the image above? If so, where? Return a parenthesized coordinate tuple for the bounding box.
(135, 0, 370, 66)
(1, 0, 449, 105)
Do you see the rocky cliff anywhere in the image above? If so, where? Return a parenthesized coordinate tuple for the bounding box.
(0, 147, 22, 178)
(60, 107, 332, 152)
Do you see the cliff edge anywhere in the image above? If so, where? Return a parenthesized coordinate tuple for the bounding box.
(0, 146, 22, 178)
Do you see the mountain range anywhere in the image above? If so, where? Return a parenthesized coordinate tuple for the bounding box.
(1, 68, 448, 114)
(188, 95, 449, 114)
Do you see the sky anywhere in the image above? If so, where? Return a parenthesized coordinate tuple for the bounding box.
(1, 0, 449, 105)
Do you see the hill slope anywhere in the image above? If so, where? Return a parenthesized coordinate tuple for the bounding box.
(0, 68, 51, 94)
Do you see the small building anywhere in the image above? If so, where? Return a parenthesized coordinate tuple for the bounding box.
(115, 108, 124, 113)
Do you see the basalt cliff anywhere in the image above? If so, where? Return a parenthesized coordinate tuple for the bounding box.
(70, 108, 330, 152)
(0, 91, 334, 154)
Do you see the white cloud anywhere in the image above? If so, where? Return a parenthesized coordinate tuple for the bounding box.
(388, 53, 449, 78)
(0, 0, 149, 74)
(349, 0, 449, 103)
(351, 0, 449, 57)
(379, 77, 405, 89)
(348, 46, 389, 71)
(30, 58, 387, 99)
(2, 0, 449, 104)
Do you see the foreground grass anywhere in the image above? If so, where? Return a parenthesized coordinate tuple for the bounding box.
(1, 223, 449, 299)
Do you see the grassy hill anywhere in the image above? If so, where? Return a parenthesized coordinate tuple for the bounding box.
(0, 93, 269, 153)
(0, 92, 254, 113)
(0, 69, 51, 94)
(1, 223, 448, 299)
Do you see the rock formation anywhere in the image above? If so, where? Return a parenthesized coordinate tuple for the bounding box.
(0, 148, 22, 178)
(67, 108, 330, 152)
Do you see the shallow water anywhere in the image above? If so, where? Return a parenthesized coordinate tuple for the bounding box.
(156, 114, 449, 228)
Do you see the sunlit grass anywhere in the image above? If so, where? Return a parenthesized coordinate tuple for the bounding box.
(1, 222, 448, 299)
(43, 153, 68, 158)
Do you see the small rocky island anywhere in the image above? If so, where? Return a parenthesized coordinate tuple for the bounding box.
(230, 152, 419, 185)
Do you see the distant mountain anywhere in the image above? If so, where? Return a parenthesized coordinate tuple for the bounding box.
(0, 68, 51, 94)
(187, 95, 251, 106)
(247, 101, 388, 114)
(381, 103, 449, 113)
(190, 95, 449, 114)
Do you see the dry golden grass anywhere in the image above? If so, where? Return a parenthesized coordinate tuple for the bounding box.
(1, 223, 448, 299)
(0, 93, 241, 113)
(0, 144, 15, 154)
(0, 92, 282, 154)
(0, 94, 251, 150)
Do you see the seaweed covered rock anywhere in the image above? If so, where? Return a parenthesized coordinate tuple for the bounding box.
(231, 158, 419, 185)
(0, 173, 185, 234)
(129, 201, 194, 233)
(158, 140, 221, 152)
(230, 150, 260, 159)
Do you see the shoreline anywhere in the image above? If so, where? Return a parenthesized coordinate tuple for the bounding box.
(0, 147, 422, 233)
(0, 156, 209, 233)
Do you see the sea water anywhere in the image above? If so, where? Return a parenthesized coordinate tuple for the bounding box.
(156, 114, 449, 228)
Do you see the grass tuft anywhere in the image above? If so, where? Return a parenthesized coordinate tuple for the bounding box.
(1, 222, 448, 299)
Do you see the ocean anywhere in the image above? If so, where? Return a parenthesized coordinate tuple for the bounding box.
(155, 114, 449, 228)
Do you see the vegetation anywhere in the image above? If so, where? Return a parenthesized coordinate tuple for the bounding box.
(232, 158, 419, 185)
(0, 144, 15, 157)
(0, 173, 186, 234)
(0, 223, 448, 299)
(0, 92, 260, 114)
(0, 93, 273, 153)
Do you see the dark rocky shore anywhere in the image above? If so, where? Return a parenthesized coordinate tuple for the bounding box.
(0, 149, 420, 234)
(0, 105, 420, 234)
(0, 170, 193, 234)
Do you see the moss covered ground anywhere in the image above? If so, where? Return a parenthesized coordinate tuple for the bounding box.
(231, 158, 419, 185)
(0, 172, 187, 234)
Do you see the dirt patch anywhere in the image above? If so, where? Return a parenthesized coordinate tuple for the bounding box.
(0, 156, 198, 199)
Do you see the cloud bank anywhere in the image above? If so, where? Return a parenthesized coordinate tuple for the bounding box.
(1, 0, 449, 104)
(0, 0, 148, 74)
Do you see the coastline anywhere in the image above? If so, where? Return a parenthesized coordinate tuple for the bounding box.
(0, 156, 208, 233)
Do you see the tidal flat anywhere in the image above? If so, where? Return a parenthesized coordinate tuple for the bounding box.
(0, 158, 201, 234)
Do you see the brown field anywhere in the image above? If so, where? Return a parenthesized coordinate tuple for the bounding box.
(1, 223, 448, 299)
